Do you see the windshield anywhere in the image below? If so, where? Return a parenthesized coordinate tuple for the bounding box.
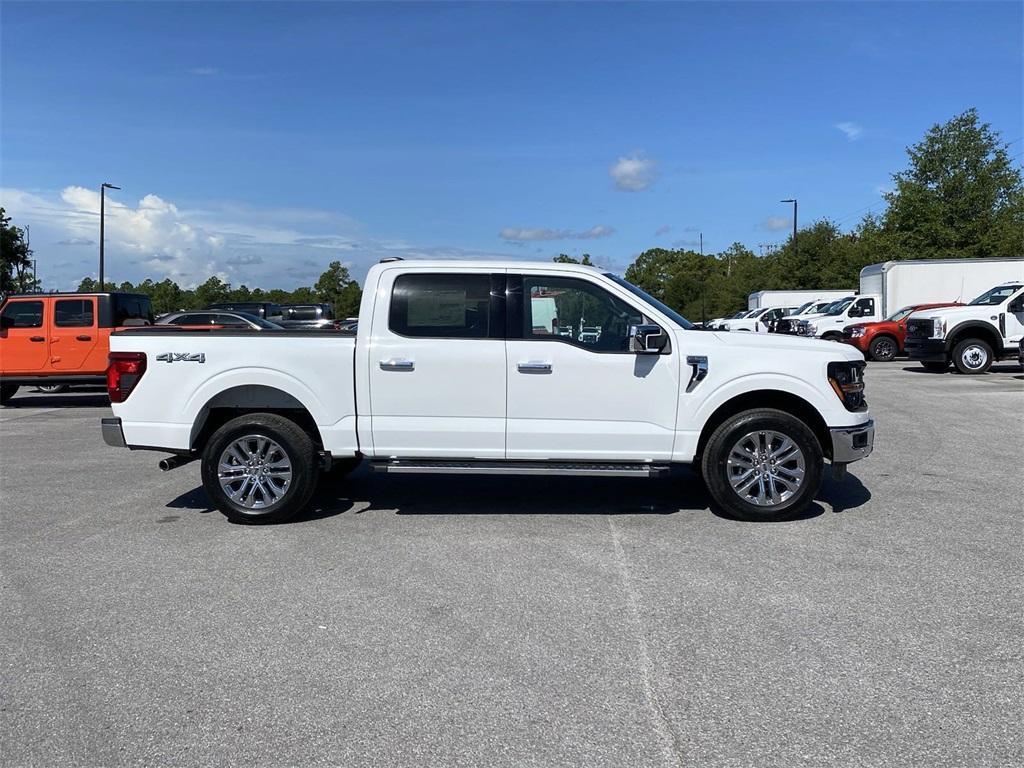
(969, 284, 1022, 306)
(604, 273, 694, 329)
(823, 298, 854, 316)
(234, 312, 283, 329)
(751, 307, 769, 317)
(793, 301, 813, 314)
(886, 306, 917, 322)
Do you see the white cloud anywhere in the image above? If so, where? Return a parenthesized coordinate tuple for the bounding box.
(609, 152, 657, 192)
(655, 225, 672, 236)
(499, 225, 615, 242)
(762, 216, 792, 231)
(835, 122, 864, 141)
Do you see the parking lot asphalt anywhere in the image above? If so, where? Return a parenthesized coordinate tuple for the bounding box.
(1, 362, 1022, 768)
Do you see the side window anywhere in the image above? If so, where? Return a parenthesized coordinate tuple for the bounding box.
(854, 298, 875, 316)
(522, 276, 644, 352)
(390, 274, 492, 338)
(54, 299, 95, 327)
(1, 300, 44, 328)
(214, 314, 244, 326)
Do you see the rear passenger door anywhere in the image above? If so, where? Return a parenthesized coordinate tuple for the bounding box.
(0, 299, 48, 372)
(50, 298, 98, 370)
(367, 270, 507, 458)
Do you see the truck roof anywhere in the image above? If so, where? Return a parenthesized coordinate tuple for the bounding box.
(371, 259, 606, 275)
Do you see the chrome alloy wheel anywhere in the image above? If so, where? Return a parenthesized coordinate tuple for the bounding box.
(874, 338, 895, 360)
(960, 344, 988, 370)
(217, 435, 292, 509)
(726, 430, 806, 507)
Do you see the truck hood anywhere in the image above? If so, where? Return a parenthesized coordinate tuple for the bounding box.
(709, 328, 864, 361)
(910, 304, 993, 322)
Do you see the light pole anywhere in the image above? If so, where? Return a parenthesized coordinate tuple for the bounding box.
(99, 182, 120, 290)
(780, 199, 797, 260)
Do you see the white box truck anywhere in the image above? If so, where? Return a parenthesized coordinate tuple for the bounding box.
(748, 289, 851, 311)
(796, 257, 1024, 340)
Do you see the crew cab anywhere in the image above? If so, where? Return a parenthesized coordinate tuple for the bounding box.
(1, 292, 153, 404)
(904, 282, 1024, 374)
(101, 261, 874, 524)
(840, 302, 962, 361)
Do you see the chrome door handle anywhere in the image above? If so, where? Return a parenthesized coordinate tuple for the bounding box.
(380, 358, 415, 371)
(517, 361, 552, 373)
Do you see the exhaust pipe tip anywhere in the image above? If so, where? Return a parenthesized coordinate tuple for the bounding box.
(159, 455, 195, 472)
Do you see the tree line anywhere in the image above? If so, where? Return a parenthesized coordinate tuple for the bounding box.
(4, 109, 1020, 322)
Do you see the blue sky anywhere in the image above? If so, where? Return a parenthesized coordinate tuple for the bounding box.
(2, 1, 1021, 290)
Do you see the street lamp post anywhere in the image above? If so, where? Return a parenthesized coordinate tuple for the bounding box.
(99, 183, 120, 290)
(780, 199, 797, 260)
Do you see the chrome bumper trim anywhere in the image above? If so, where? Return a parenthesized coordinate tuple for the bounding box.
(830, 419, 874, 464)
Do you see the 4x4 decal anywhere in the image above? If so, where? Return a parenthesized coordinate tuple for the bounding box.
(155, 352, 206, 364)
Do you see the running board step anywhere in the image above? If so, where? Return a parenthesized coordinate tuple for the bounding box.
(370, 459, 671, 478)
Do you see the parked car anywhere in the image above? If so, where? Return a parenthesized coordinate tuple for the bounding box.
(706, 309, 754, 330)
(0, 292, 153, 405)
(773, 300, 837, 334)
(102, 259, 874, 525)
(156, 311, 283, 330)
(724, 306, 800, 333)
(904, 282, 1024, 374)
(840, 302, 963, 361)
(205, 302, 283, 321)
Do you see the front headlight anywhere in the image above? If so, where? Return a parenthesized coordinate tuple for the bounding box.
(827, 361, 867, 411)
(932, 317, 946, 339)
(804, 323, 818, 336)
(850, 326, 866, 338)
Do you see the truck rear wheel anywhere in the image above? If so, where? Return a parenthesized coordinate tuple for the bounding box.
(868, 335, 897, 362)
(701, 409, 823, 522)
(0, 383, 19, 405)
(200, 413, 319, 524)
(952, 338, 993, 375)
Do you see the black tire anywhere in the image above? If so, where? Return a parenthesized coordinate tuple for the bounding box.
(36, 384, 69, 394)
(0, 383, 19, 405)
(951, 338, 993, 375)
(920, 361, 948, 373)
(868, 335, 898, 362)
(700, 408, 824, 522)
(200, 412, 319, 524)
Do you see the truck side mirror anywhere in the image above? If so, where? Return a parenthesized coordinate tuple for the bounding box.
(1009, 297, 1024, 313)
(629, 323, 668, 354)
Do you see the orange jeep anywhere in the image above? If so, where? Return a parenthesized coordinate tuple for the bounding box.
(0, 292, 153, 404)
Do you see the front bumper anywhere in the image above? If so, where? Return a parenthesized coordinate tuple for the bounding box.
(904, 337, 947, 361)
(830, 419, 874, 464)
(840, 334, 869, 353)
(101, 417, 127, 448)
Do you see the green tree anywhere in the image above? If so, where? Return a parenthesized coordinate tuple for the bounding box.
(314, 261, 362, 317)
(553, 253, 594, 265)
(0, 208, 35, 293)
(194, 276, 230, 307)
(882, 108, 1024, 259)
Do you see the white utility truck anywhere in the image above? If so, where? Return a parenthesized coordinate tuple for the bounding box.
(102, 260, 874, 524)
(797, 257, 1024, 340)
(747, 290, 851, 311)
(905, 281, 1024, 374)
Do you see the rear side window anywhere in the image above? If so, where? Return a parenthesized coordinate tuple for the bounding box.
(113, 295, 154, 326)
(55, 299, 95, 327)
(390, 274, 492, 338)
(1, 300, 44, 328)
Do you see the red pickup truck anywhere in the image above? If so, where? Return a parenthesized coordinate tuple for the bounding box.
(841, 302, 961, 361)
(0, 292, 153, 404)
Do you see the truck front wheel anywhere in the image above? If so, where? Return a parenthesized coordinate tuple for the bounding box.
(200, 412, 320, 524)
(0, 384, 19, 405)
(868, 335, 898, 362)
(951, 338, 993, 375)
(700, 409, 824, 522)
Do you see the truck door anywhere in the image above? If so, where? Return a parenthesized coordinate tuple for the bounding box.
(1004, 289, 1024, 343)
(50, 297, 98, 370)
(504, 273, 680, 461)
(367, 270, 507, 458)
(0, 298, 48, 372)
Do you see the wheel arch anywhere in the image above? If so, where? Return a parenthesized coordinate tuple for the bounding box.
(190, 384, 324, 452)
(695, 390, 833, 463)
(869, 332, 900, 352)
(946, 322, 1002, 355)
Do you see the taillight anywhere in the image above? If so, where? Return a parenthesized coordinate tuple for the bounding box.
(107, 352, 147, 403)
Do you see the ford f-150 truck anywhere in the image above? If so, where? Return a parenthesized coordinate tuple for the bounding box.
(904, 281, 1024, 373)
(101, 260, 874, 524)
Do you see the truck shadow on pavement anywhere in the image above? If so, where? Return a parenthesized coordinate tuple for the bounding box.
(6, 387, 110, 409)
(167, 464, 872, 524)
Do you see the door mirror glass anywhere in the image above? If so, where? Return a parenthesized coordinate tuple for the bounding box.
(629, 323, 668, 354)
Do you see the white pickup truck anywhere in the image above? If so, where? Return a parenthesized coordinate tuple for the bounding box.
(102, 260, 874, 523)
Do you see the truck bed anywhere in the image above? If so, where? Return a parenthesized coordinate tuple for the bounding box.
(110, 328, 358, 454)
